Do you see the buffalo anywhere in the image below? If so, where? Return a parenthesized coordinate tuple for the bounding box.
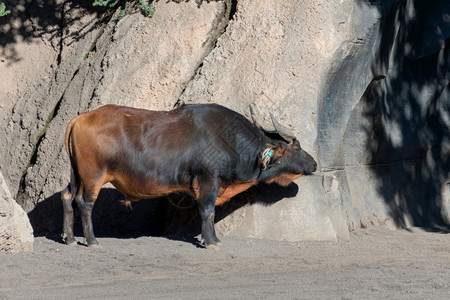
(61, 103, 317, 248)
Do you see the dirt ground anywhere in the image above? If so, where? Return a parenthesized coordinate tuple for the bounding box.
(0, 226, 449, 299)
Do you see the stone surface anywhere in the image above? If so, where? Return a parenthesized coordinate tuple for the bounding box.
(0, 171, 33, 252)
(0, 0, 102, 210)
(180, 0, 358, 147)
(0, 0, 60, 121)
(216, 176, 348, 241)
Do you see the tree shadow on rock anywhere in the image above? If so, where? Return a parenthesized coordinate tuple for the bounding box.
(364, 0, 450, 231)
(0, 0, 111, 65)
(0, 0, 230, 65)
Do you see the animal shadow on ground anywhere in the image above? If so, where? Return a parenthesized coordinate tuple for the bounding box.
(164, 182, 299, 246)
(29, 182, 298, 247)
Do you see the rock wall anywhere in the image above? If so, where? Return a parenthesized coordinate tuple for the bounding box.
(179, 0, 370, 240)
(0, 0, 449, 247)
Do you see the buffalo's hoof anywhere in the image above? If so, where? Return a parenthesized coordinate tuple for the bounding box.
(203, 238, 222, 250)
(66, 240, 77, 246)
(88, 243, 102, 249)
(84, 238, 101, 249)
(205, 242, 221, 250)
(62, 233, 77, 246)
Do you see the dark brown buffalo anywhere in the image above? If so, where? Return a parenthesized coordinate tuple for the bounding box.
(61, 103, 317, 248)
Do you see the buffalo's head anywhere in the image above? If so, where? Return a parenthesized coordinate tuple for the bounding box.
(250, 106, 317, 185)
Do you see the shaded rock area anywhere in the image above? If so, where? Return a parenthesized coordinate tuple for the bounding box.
(0, 0, 449, 250)
(318, 0, 450, 230)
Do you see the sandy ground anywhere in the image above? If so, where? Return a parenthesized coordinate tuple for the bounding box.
(0, 227, 449, 299)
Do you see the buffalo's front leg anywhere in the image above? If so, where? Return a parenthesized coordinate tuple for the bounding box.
(197, 177, 221, 249)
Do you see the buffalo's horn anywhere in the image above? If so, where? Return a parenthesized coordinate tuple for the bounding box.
(270, 113, 297, 144)
(249, 105, 277, 133)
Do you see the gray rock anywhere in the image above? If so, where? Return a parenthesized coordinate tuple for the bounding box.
(216, 175, 348, 241)
(0, 171, 33, 252)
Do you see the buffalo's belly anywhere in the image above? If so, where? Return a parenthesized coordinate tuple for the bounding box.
(215, 180, 258, 206)
(264, 173, 302, 186)
(109, 175, 193, 200)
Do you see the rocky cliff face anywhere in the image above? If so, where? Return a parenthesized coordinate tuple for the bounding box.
(0, 0, 448, 249)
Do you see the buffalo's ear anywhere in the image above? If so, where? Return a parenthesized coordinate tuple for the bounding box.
(270, 142, 287, 158)
(258, 142, 287, 169)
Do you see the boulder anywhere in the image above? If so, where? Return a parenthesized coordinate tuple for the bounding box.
(0, 171, 33, 252)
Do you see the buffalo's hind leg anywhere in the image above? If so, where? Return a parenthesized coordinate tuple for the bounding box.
(74, 182, 103, 248)
(61, 185, 76, 245)
(196, 177, 222, 249)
